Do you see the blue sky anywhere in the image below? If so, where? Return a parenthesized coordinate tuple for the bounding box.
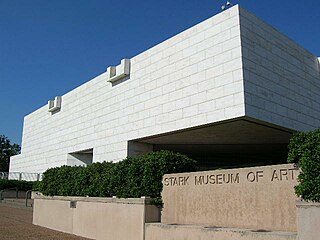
(1, 0, 319, 145)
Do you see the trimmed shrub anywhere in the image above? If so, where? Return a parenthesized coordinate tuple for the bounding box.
(288, 129, 320, 202)
(80, 162, 114, 197)
(0, 179, 33, 191)
(39, 150, 196, 204)
(109, 150, 196, 200)
(38, 162, 114, 197)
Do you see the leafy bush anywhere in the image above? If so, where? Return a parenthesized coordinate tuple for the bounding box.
(39, 150, 196, 204)
(38, 162, 114, 197)
(288, 129, 320, 202)
(109, 151, 196, 200)
(0, 179, 33, 191)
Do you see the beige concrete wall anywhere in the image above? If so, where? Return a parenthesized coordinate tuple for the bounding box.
(145, 223, 297, 240)
(73, 201, 144, 239)
(162, 164, 299, 232)
(33, 196, 160, 240)
(33, 198, 74, 234)
(296, 200, 320, 240)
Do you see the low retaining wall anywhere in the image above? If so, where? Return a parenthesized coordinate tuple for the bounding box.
(33, 164, 311, 240)
(296, 200, 320, 240)
(161, 164, 299, 232)
(145, 223, 297, 240)
(33, 195, 160, 240)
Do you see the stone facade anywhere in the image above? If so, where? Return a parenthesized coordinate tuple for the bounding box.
(240, 8, 320, 131)
(9, 5, 320, 173)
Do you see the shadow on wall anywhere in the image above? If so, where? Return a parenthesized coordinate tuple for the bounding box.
(67, 149, 93, 166)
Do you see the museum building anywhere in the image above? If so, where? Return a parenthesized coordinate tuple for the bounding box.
(9, 5, 320, 174)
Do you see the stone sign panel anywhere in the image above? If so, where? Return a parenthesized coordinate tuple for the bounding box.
(161, 164, 299, 232)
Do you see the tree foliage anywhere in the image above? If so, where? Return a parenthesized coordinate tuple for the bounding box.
(288, 129, 320, 202)
(0, 135, 20, 172)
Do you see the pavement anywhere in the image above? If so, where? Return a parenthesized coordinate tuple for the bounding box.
(0, 205, 91, 240)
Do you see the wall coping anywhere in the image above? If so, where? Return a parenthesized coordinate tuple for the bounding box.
(296, 199, 320, 208)
(162, 163, 297, 178)
(32, 192, 154, 205)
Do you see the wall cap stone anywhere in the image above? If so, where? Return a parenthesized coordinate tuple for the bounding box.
(33, 193, 154, 205)
(146, 223, 298, 237)
(296, 199, 320, 208)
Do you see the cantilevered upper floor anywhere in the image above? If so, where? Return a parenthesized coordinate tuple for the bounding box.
(10, 5, 320, 173)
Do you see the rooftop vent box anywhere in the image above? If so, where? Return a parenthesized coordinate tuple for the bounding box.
(106, 58, 130, 83)
(48, 96, 61, 112)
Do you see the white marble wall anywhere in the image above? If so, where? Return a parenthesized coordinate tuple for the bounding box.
(10, 6, 320, 174)
(10, 6, 245, 173)
(239, 7, 320, 131)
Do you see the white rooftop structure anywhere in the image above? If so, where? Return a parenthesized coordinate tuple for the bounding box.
(10, 5, 320, 173)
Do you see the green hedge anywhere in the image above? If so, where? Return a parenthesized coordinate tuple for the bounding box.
(38, 161, 114, 197)
(288, 129, 320, 202)
(38, 150, 196, 204)
(0, 179, 34, 191)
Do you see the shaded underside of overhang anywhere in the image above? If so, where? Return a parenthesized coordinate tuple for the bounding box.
(137, 117, 294, 145)
(132, 117, 295, 170)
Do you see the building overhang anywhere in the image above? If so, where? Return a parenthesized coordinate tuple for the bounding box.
(135, 117, 294, 146)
